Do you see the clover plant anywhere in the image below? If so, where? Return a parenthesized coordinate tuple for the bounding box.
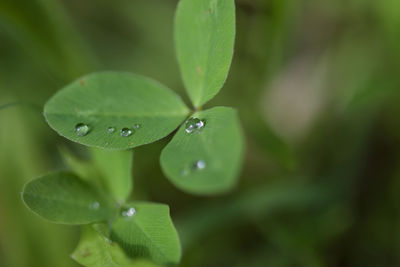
(21, 0, 243, 265)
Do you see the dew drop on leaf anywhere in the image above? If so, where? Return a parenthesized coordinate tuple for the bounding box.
(181, 166, 190, 177)
(133, 124, 141, 129)
(120, 128, 133, 137)
(89, 201, 100, 210)
(75, 123, 90, 136)
(121, 207, 136, 218)
(193, 160, 206, 170)
(107, 127, 116, 134)
(185, 117, 205, 134)
(181, 160, 206, 176)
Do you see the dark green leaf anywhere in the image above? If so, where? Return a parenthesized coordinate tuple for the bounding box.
(44, 72, 189, 149)
(175, 0, 235, 107)
(22, 172, 115, 224)
(160, 106, 244, 195)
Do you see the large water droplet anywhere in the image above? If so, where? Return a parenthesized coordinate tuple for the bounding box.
(185, 117, 205, 134)
(107, 127, 116, 134)
(120, 128, 133, 137)
(193, 160, 206, 170)
(89, 201, 100, 210)
(121, 207, 136, 217)
(181, 160, 206, 176)
(75, 123, 90, 136)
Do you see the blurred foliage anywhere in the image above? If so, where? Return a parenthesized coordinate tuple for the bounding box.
(1, 0, 400, 266)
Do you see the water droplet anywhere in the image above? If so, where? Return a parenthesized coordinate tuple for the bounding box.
(185, 117, 205, 134)
(121, 207, 136, 217)
(89, 201, 100, 210)
(107, 127, 116, 134)
(133, 124, 141, 129)
(120, 128, 133, 137)
(193, 160, 206, 170)
(75, 123, 90, 136)
(181, 166, 190, 177)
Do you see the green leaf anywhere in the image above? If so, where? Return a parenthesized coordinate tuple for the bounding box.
(59, 146, 134, 202)
(58, 146, 99, 184)
(44, 72, 190, 150)
(175, 0, 235, 107)
(71, 224, 135, 267)
(160, 106, 244, 195)
(110, 202, 181, 265)
(22, 172, 115, 224)
(71, 224, 159, 267)
(91, 148, 133, 203)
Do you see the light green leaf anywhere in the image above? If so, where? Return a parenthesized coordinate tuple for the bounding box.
(22, 172, 115, 224)
(58, 146, 98, 184)
(44, 72, 190, 149)
(71, 224, 158, 267)
(91, 148, 133, 203)
(110, 202, 181, 265)
(175, 0, 235, 107)
(59, 146, 134, 202)
(71, 224, 134, 267)
(160, 106, 244, 195)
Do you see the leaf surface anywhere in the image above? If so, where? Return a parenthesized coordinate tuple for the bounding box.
(175, 0, 235, 107)
(22, 172, 115, 224)
(110, 202, 181, 265)
(91, 148, 133, 203)
(160, 106, 244, 195)
(44, 72, 189, 149)
(71, 224, 133, 267)
(72, 224, 159, 267)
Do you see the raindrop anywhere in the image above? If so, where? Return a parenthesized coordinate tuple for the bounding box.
(193, 160, 206, 170)
(133, 124, 141, 129)
(185, 117, 205, 134)
(121, 207, 136, 217)
(107, 127, 116, 134)
(75, 123, 90, 136)
(120, 128, 133, 137)
(89, 201, 100, 210)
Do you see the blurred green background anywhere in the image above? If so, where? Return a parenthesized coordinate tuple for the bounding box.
(1, 0, 400, 266)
